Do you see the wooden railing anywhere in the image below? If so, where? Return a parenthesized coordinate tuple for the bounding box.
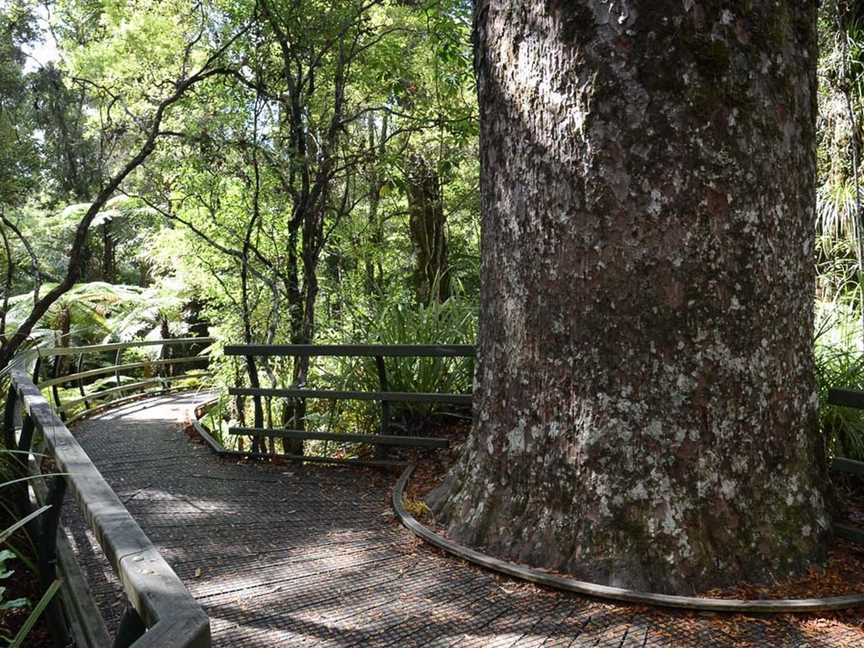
(36, 337, 214, 423)
(222, 344, 475, 463)
(4, 368, 210, 647)
(824, 388, 864, 544)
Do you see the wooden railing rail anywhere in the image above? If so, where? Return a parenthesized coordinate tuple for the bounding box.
(222, 343, 476, 357)
(38, 337, 213, 357)
(36, 337, 214, 422)
(824, 388, 864, 545)
(5, 368, 210, 647)
(222, 344, 475, 461)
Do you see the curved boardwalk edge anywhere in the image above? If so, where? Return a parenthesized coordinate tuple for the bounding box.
(393, 464, 864, 614)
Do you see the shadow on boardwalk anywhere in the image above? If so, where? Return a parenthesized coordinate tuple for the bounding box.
(63, 393, 864, 647)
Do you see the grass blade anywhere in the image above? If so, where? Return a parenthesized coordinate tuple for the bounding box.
(9, 578, 62, 648)
(0, 506, 51, 543)
(0, 473, 68, 489)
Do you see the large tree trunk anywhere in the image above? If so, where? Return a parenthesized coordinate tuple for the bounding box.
(430, 1, 829, 594)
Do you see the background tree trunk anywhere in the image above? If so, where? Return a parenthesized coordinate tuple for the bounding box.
(407, 153, 450, 304)
(431, 0, 829, 594)
(101, 221, 115, 283)
(365, 112, 387, 296)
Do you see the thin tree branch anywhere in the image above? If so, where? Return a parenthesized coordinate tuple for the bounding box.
(0, 21, 252, 369)
(0, 215, 43, 306)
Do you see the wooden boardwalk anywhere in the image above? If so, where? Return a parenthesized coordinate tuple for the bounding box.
(63, 393, 864, 647)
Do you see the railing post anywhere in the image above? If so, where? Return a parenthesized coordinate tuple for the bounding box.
(233, 360, 245, 453)
(159, 339, 170, 392)
(39, 475, 71, 647)
(287, 352, 306, 457)
(51, 355, 66, 422)
(31, 354, 42, 384)
(114, 347, 124, 397)
(76, 353, 90, 410)
(17, 413, 34, 453)
(3, 385, 18, 449)
(3, 386, 29, 517)
(13, 413, 35, 519)
(112, 605, 146, 648)
(375, 356, 390, 459)
(245, 355, 263, 455)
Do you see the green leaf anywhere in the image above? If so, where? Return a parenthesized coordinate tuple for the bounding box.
(0, 450, 50, 457)
(0, 597, 30, 610)
(0, 505, 51, 543)
(0, 473, 67, 489)
(1, 544, 36, 575)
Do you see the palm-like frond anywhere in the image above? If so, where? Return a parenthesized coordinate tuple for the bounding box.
(817, 178, 863, 247)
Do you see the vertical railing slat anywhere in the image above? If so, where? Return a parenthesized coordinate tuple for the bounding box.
(39, 476, 71, 647)
(51, 355, 65, 421)
(113, 606, 147, 648)
(76, 353, 90, 410)
(114, 347, 124, 397)
(3, 385, 17, 449)
(375, 356, 390, 460)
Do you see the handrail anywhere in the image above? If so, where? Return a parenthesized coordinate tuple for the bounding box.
(223, 343, 475, 357)
(39, 337, 215, 358)
(35, 337, 214, 421)
(229, 386, 472, 405)
(7, 369, 210, 647)
(58, 374, 212, 412)
(39, 356, 207, 389)
(220, 343, 473, 459)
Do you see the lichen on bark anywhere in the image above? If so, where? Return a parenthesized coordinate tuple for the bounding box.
(429, 0, 829, 594)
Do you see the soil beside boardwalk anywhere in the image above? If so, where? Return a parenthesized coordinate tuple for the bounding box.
(59, 393, 864, 647)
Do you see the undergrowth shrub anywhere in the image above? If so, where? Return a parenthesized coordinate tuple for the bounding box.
(221, 296, 478, 455)
(815, 302, 864, 460)
(323, 296, 477, 424)
(0, 446, 61, 647)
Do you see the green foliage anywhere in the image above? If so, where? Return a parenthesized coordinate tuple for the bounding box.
(0, 549, 29, 612)
(818, 7, 861, 245)
(813, 5, 864, 463)
(6, 282, 138, 345)
(0, 448, 57, 647)
(0, 0, 480, 452)
(0, 279, 191, 356)
(816, 4, 864, 327)
(321, 295, 476, 423)
(0, 1, 40, 207)
(7, 578, 61, 648)
(816, 349, 864, 460)
(816, 302, 864, 460)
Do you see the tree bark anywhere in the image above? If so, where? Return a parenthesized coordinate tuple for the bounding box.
(364, 111, 391, 296)
(430, 0, 829, 594)
(101, 221, 115, 283)
(406, 153, 450, 304)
